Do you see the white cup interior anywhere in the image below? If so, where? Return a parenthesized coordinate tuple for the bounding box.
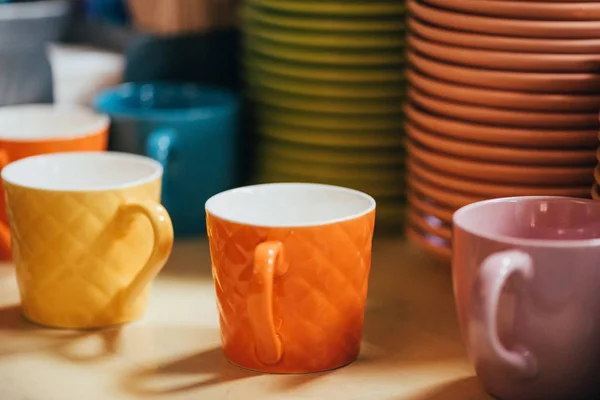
(205, 183, 376, 227)
(0, 104, 109, 140)
(2, 152, 162, 191)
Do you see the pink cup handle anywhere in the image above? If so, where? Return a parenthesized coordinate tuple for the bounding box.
(476, 250, 538, 379)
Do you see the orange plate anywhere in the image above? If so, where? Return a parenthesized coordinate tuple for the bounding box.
(408, 50, 600, 93)
(408, 0, 600, 38)
(406, 224, 451, 261)
(418, 0, 600, 21)
(407, 157, 593, 198)
(408, 18, 600, 54)
(404, 103, 598, 148)
(406, 121, 596, 165)
(407, 207, 452, 241)
(408, 34, 600, 73)
(408, 87, 598, 129)
(408, 190, 454, 223)
(594, 165, 600, 185)
(407, 69, 600, 112)
(407, 171, 479, 209)
(407, 139, 595, 185)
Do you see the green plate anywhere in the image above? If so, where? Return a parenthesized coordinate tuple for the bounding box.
(255, 105, 404, 130)
(256, 121, 405, 148)
(246, 0, 407, 16)
(245, 70, 407, 98)
(244, 54, 406, 83)
(257, 154, 405, 182)
(245, 36, 407, 66)
(244, 22, 407, 50)
(257, 138, 405, 166)
(242, 5, 405, 32)
(246, 87, 405, 115)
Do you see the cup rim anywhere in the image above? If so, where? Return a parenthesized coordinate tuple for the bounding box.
(205, 182, 376, 228)
(93, 82, 239, 121)
(0, 104, 109, 143)
(1, 151, 163, 192)
(453, 196, 600, 248)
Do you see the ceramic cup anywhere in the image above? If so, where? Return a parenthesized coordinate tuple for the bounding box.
(453, 196, 600, 400)
(0, 104, 109, 260)
(94, 82, 239, 237)
(47, 43, 125, 106)
(205, 183, 376, 373)
(2, 152, 174, 328)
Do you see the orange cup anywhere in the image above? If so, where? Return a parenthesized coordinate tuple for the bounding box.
(205, 183, 376, 373)
(0, 104, 109, 260)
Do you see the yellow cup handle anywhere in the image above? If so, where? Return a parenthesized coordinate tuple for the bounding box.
(117, 199, 174, 306)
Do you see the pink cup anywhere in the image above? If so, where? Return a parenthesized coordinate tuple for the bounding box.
(453, 196, 600, 400)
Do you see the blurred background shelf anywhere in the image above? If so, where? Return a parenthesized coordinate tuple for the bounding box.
(63, 17, 137, 52)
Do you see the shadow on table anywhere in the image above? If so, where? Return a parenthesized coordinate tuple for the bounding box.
(158, 238, 214, 280)
(412, 377, 491, 400)
(119, 345, 332, 396)
(0, 303, 123, 362)
(120, 347, 256, 396)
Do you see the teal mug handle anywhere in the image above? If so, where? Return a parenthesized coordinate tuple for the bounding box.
(146, 129, 178, 205)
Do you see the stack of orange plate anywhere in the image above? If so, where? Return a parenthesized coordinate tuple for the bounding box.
(242, 0, 407, 231)
(405, 0, 600, 259)
(592, 132, 600, 200)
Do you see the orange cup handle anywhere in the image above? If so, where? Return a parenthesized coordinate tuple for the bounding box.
(0, 149, 11, 259)
(116, 199, 174, 307)
(248, 241, 289, 365)
(0, 223, 11, 260)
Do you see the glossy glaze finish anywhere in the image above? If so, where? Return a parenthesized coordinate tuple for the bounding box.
(95, 83, 239, 237)
(205, 183, 376, 373)
(453, 197, 600, 400)
(2, 152, 173, 328)
(0, 105, 109, 260)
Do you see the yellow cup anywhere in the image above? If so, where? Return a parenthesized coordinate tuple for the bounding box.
(2, 152, 174, 328)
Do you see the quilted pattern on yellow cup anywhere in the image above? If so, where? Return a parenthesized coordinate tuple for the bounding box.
(3, 155, 173, 329)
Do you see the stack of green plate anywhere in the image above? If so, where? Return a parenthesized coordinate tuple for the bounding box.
(243, 0, 408, 231)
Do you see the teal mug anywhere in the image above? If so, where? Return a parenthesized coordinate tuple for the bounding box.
(94, 82, 239, 236)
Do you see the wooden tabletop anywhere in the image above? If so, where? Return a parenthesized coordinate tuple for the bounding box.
(0, 237, 492, 400)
